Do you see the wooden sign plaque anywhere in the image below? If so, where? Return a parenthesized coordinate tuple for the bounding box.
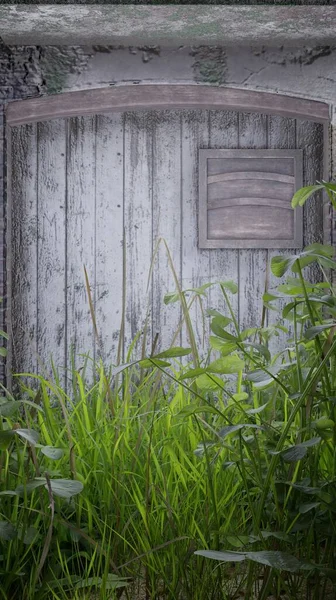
(198, 149, 303, 249)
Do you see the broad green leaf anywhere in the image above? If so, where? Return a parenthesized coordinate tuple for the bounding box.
(304, 323, 336, 340)
(246, 366, 280, 387)
(195, 549, 313, 573)
(179, 368, 206, 379)
(232, 392, 249, 402)
(16, 478, 46, 495)
(0, 347, 7, 357)
(0, 330, 8, 340)
(299, 502, 320, 514)
(208, 356, 244, 374)
(196, 374, 224, 391)
(209, 337, 236, 355)
(0, 490, 18, 497)
(243, 342, 271, 362)
(154, 347, 191, 359)
(219, 424, 262, 439)
(226, 535, 252, 548)
(0, 401, 20, 418)
(49, 479, 83, 499)
(139, 359, 171, 368)
(163, 292, 180, 305)
(15, 429, 39, 446)
(20, 526, 39, 545)
(315, 418, 335, 431)
(41, 446, 65, 460)
(272, 437, 321, 463)
(195, 550, 246, 562)
(219, 281, 238, 294)
(260, 531, 291, 542)
(0, 521, 16, 541)
(179, 404, 219, 417)
(271, 255, 297, 278)
(0, 430, 15, 449)
(246, 402, 269, 415)
(211, 317, 238, 341)
(291, 184, 324, 208)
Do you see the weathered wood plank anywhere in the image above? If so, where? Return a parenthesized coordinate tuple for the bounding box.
(66, 116, 96, 374)
(296, 119, 324, 282)
(11, 124, 38, 378)
(209, 111, 239, 335)
(267, 115, 297, 355)
(181, 110, 210, 360)
(152, 110, 182, 353)
(124, 111, 153, 359)
(36, 119, 67, 382)
(238, 112, 268, 332)
(6, 85, 329, 127)
(95, 113, 124, 366)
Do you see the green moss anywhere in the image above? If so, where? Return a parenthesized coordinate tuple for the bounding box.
(191, 46, 228, 85)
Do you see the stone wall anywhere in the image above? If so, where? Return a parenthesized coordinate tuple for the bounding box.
(1, 40, 336, 380)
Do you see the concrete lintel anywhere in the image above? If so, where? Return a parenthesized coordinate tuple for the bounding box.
(0, 5, 336, 46)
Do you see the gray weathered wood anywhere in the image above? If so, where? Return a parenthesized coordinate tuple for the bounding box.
(8, 109, 326, 380)
(181, 110, 210, 359)
(152, 110, 182, 353)
(11, 124, 38, 376)
(66, 116, 96, 375)
(238, 112, 268, 332)
(209, 111, 239, 335)
(124, 111, 153, 359)
(297, 119, 324, 283)
(267, 115, 297, 355)
(6, 85, 330, 127)
(36, 119, 67, 383)
(95, 113, 124, 366)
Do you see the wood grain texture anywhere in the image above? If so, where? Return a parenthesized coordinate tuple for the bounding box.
(297, 119, 324, 283)
(267, 115, 297, 354)
(209, 111, 239, 334)
(6, 85, 329, 127)
(95, 113, 124, 366)
(124, 111, 153, 359)
(152, 110, 182, 352)
(11, 124, 38, 376)
(66, 116, 96, 374)
(37, 119, 66, 382)
(238, 112, 268, 332)
(181, 110, 210, 358)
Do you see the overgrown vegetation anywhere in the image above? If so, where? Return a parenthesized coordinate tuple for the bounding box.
(1, 183, 336, 599)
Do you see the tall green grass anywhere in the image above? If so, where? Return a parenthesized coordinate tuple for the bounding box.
(1, 183, 336, 599)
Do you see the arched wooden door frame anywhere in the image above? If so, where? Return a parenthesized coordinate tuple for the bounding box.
(4, 85, 331, 383)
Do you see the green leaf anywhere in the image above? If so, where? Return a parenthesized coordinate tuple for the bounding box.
(211, 317, 238, 341)
(291, 184, 324, 208)
(41, 446, 65, 460)
(243, 342, 271, 362)
(0, 347, 7, 357)
(271, 255, 298, 278)
(272, 437, 321, 463)
(179, 404, 219, 417)
(49, 479, 83, 499)
(15, 429, 39, 446)
(179, 368, 206, 380)
(0, 401, 20, 418)
(299, 502, 320, 514)
(195, 549, 313, 573)
(208, 356, 244, 374)
(154, 347, 191, 359)
(163, 292, 180, 305)
(139, 359, 171, 369)
(0, 330, 9, 340)
(246, 402, 269, 415)
(209, 337, 236, 355)
(219, 281, 238, 294)
(304, 323, 336, 340)
(195, 374, 224, 391)
(195, 550, 246, 562)
(16, 479, 46, 496)
(0, 430, 15, 449)
(246, 366, 280, 388)
(0, 521, 16, 541)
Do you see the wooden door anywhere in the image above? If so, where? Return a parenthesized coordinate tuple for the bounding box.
(10, 110, 324, 384)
